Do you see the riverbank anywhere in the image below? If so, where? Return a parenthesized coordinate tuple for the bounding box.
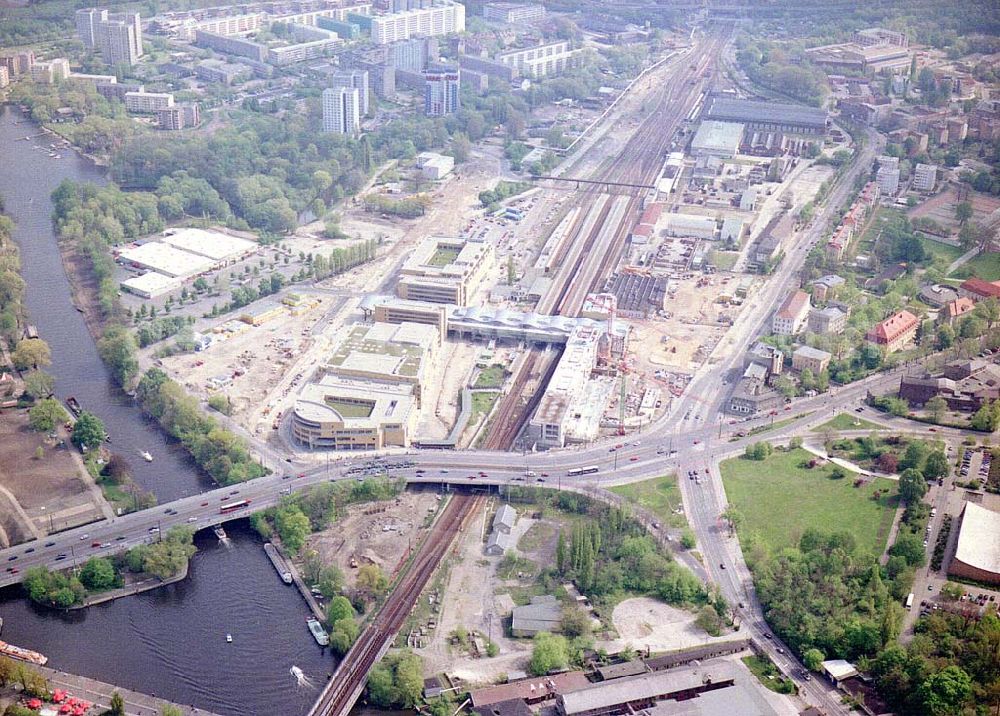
(58, 238, 106, 344)
(70, 560, 189, 610)
(32, 663, 222, 716)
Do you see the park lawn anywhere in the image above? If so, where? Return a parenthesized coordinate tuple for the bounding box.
(475, 365, 507, 388)
(720, 448, 897, 557)
(918, 237, 963, 271)
(610, 474, 686, 529)
(471, 391, 499, 422)
(813, 413, 886, 432)
(954, 251, 1000, 281)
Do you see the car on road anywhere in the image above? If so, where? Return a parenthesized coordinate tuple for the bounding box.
(44, 542, 55, 547)
(148, 527, 159, 534)
(187, 517, 198, 523)
(440, 469, 449, 474)
(115, 536, 126, 541)
(201, 501, 209, 507)
(693, 439, 700, 445)
(55, 554, 67, 561)
(91, 541, 101, 548)
(24, 548, 34, 553)
(719, 563, 726, 569)
(541, 472, 549, 477)
(6, 556, 16, 562)
(630, 456, 639, 462)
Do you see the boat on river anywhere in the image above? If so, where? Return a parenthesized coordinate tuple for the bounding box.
(0, 640, 48, 665)
(141, 451, 153, 462)
(306, 618, 329, 647)
(65, 396, 82, 417)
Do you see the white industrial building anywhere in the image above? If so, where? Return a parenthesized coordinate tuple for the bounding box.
(690, 120, 744, 158)
(663, 213, 717, 240)
(417, 152, 455, 180)
(121, 271, 182, 299)
(160, 228, 257, 262)
(118, 242, 214, 278)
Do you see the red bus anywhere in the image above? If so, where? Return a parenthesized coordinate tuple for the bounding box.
(219, 499, 252, 514)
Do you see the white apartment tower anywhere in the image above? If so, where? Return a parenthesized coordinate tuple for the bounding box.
(76, 8, 144, 67)
(371, 0, 465, 44)
(323, 87, 361, 135)
(331, 69, 369, 116)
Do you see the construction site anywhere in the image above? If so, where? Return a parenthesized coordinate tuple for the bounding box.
(147, 26, 841, 459)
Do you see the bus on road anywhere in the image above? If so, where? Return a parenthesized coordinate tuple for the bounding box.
(220, 499, 252, 514)
(567, 465, 599, 477)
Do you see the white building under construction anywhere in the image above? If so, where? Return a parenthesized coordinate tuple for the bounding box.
(528, 324, 616, 449)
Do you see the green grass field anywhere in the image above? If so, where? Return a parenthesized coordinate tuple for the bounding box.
(720, 448, 897, 556)
(610, 474, 687, 529)
(474, 365, 507, 388)
(918, 237, 963, 270)
(812, 413, 887, 432)
(954, 252, 1000, 281)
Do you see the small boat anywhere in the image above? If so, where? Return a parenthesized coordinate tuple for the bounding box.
(141, 451, 153, 462)
(307, 617, 329, 647)
(213, 525, 228, 542)
(65, 397, 82, 417)
(226, 634, 233, 643)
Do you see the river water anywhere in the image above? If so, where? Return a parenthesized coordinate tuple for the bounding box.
(0, 105, 333, 715)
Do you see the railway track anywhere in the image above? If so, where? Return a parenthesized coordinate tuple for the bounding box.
(307, 493, 479, 716)
(480, 30, 730, 450)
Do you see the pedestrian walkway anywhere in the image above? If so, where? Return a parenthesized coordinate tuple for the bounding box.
(35, 664, 224, 716)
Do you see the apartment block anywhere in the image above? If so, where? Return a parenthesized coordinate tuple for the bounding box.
(483, 2, 545, 23)
(125, 90, 175, 113)
(370, 0, 465, 44)
(424, 63, 459, 116)
(157, 104, 200, 130)
(912, 163, 937, 192)
(331, 69, 369, 115)
(322, 86, 361, 135)
(772, 289, 811, 335)
(496, 40, 580, 79)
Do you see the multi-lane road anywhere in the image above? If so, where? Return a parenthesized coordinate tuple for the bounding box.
(0, 37, 941, 716)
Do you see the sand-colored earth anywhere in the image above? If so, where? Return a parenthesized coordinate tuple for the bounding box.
(603, 597, 737, 653)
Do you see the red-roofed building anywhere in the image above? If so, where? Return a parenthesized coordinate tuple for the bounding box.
(640, 203, 663, 225)
(631, 223, 654, 243)
(772, 289, 811, 335)
(866, 309, 918, 353)
(958, 278, 1000, 302)
(940, 297, 975, 325)
(470, 671, 591, 708)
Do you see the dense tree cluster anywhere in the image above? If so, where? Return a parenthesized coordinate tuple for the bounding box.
(735, 40, 829, 106)
(550, 494, 707, 606)
(367, 651, 424, 709)
(136, 368, 267, 485)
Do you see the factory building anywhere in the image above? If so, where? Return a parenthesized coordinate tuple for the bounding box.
(397, 236, 494, 306)
(690, 120, 744, 158)
(703, 96, 827, 136)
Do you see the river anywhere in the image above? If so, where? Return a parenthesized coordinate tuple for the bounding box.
(0, 105, 333, 715)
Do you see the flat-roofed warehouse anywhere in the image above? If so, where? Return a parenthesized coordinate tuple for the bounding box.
(160, 227, 257, 262)
(121, 271, 182, 299)
(118, 242, 215, 278)
(557, 663, 737, 716)
(948, 502, 1000, 585)
(690, 120, 744, 158)
(703, 96, 828, 136)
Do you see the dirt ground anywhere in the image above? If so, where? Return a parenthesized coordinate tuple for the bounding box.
(601, 597, 737, 653)
(297, 490, 441, 591)
(416, 340, 482, 440)
(0, 411, 109, 546)
(415, 499, 539, 681)
(908, 186, 1000, 234)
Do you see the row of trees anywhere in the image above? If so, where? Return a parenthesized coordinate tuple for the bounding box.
(0, 198, 26, 347)
(136, 368, 267, 485)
